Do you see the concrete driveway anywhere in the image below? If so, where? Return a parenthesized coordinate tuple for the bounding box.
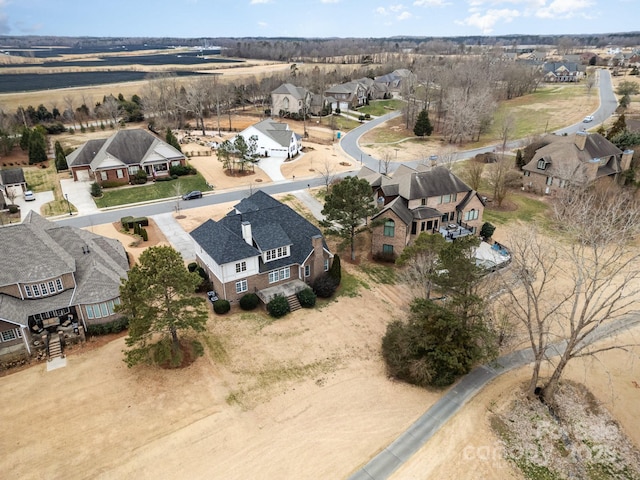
(60, 178, 99, 216)
(11, 190, 54, 219)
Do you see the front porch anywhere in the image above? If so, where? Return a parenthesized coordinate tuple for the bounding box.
(257, 279, 308, 304)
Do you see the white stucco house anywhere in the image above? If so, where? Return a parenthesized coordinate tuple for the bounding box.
(237, 119, 302, 159)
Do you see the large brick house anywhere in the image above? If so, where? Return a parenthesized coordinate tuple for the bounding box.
(0, 212, 129, 360)
(522, 131, 634, 195)
(358, 165, 485, 258)
(66, 129, 186, 185)
(190, 191, 333, 305)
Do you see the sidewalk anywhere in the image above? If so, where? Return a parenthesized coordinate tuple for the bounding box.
(151, 212, 195, 262)
(292, 188, 325, 222)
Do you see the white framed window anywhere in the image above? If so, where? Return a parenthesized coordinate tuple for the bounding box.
(268, 271, 279, 283)
(324, 259, 329, 271)
(171, 160, 181, 167)
(265, 246, 289, 262)
(268, 268, 291, 284)
(304, 265, 310, 277)
(25, 285, 32, 298)
(40, 283, 48, 295)
(100, 171, 108, 181)
(537, 159, 546, 170)
(116, 169, 124, 179)
(1, 329, 21, 342)
(56, 278, 63, 291)
(382, 244, 394, 254)
(546, 176, 553, 186)
(236, 279, 248, 293)
(32, 284, 40, 297)
(464, 209, 479, 221)
(48, 281, 56, 293)
(235, 261, 247, 273)
(128, 166, 140, 174)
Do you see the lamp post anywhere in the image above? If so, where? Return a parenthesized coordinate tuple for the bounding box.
(394, 147, 399, 162)
(65, 194, 72, 216)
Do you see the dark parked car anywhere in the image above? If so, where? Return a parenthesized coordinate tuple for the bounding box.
(182, 190, 203, 200)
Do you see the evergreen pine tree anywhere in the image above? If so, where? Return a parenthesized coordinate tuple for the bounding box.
(54, 141, 68, 171)
(166, 128, 182, 153)
(413, 109, 433, 137)
(28, 129, 47, 164)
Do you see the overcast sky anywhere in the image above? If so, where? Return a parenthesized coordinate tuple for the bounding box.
(0, 0, 637, 39)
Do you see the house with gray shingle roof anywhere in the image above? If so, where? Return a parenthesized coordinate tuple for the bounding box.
(522, 131, 634, 195)
(358, 165, 485, 258)
(66, 128, 186, 185)
(0, 167, 27, 200)
(235, 119, 302, 159)
(0, 211, 129, 359)
(189, 191, 332, 304)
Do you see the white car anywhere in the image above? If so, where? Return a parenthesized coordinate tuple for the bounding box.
(24, 190, 35, 201)
(583, 115, 594, 123)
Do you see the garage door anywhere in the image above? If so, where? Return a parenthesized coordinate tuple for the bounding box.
(75, 169, 91, 182)
(5, 185, 23, 198)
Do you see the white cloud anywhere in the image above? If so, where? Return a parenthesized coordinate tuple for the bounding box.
(456, 8, 520, 33)
(390, 3, 405, 11)
(535, 0, 595, 18)
(397, 10, 413, 19)
(375, 6, 389, 15)
(413, 0, 450, 6)
(249, 0, 271, 4)
(258, 21, 268, 27)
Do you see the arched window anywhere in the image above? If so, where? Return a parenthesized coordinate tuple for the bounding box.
(283, 97, 290, 110)
(384, 219, 395, 237)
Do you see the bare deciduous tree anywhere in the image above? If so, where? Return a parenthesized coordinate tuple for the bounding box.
(318, 158, 336, 192)
(380, 149, 393, 175)
(486, 155, 520, 207)
(498, 186, 640, 405)
(461, 160, 485, 191)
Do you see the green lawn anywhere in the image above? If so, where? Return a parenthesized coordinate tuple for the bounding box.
(357, 99, 405, 116)
(94, 174, 211, 208)
(483, 194, 550, 227)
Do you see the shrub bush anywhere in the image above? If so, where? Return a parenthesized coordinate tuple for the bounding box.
(296, 288, 316, 308)
(169, 165, 197, 176)
(8, 204, 19, 214)
(101, 180, 127, 189)
(239, 293, 260, 310)
(155, 176, 174, 182)
(140, 228, 148, 241)
(267, 295, 290, 318)
(213, 299, 231, 314)
(373, 251, 397, 263)
(364, 113, 371, 119)
(132, 169, 147, 185)
(44, 122, 66, 134)
(328, 254, 341, 283)
(86, 317, 129, 336)
(187, 262, 198, 273)
(313, 274, 338, 298)
(90, 182, 102, 197)
(334, 108, 341, 115)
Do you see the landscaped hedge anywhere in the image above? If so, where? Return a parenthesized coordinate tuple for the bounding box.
(296, 288, 316, 308)
(267, 295, 290, 318)
(239, 293, 260, 311)
(86, 317, 129, 336)
(213, 299, 231, 314)
(312, 274, 339, 298)
(120, 216, 149, 229)
(101, 180, 128, 189)
(170, 165, 197, 176)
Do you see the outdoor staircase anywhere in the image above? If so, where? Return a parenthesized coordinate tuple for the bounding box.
(287, 294, 302, 312)
(47, 335, 63, 360)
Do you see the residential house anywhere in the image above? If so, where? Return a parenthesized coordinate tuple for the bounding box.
(271, 83, 324, 116)
(236, 119, 302, 159)
(0, 168, 27, 200)
(325, 81, 368, 111)
(66, 129, 186, 184)
(522, 131, 634, 195)
(358, 165, 485, 258)
(0, 212, 129, 359)
(189, 191, 333, 305)
(354, 77, 388, 100)
(374, 69, 415, 93)
(543, 62, 585, 82)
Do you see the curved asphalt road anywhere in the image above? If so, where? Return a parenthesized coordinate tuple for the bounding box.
(348, 313, 640, 480)
(340, 69, 617, 171)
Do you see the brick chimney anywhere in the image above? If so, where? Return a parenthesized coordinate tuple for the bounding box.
(621, 149, 634, 171)
(311, 235, 325, 279)
(574, 131, 588, 151)
(241, 221, 252, 245)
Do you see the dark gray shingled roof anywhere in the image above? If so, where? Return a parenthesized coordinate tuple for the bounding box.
(65, 139, 107, 167)
(396, 166, 472, 200)
(190, 219, 260, 265)
(372, 197, 414, 225)
(0, 168, 26, 186)
(252, 223, 292, 252)
(190, 191, 327, 272)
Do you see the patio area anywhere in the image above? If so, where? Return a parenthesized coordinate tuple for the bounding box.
(257, 279, 308, 304)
